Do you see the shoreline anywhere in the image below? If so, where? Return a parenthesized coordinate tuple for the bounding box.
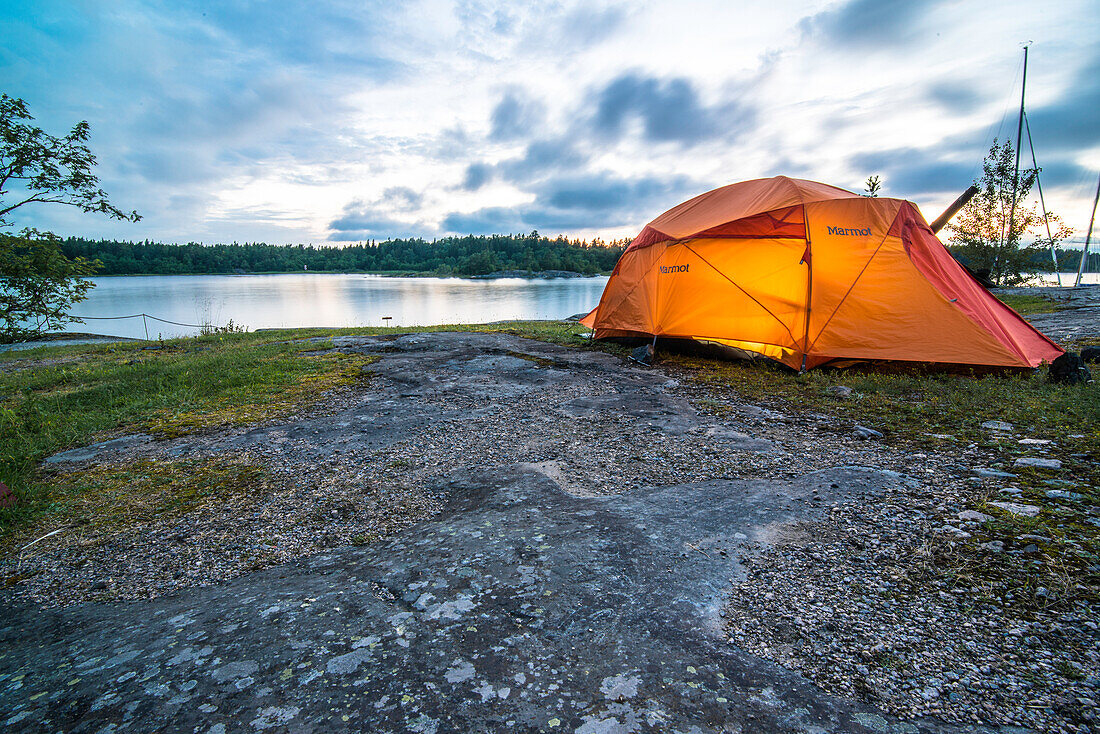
(86, 269, 611, 279)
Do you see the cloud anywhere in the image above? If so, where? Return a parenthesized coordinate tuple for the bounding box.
(802, 0, 946, 48)
(489, 90, 545, 141)
(926, 81, 986, 114)
(442, 172, 697, 235)
(328, 189, 427, 240)
(540, 174, 682, 212)
(461, 163, 494, 191)
(850, 148, 974, 197)
(592, 72, 755, 145)
(460, 136, 590, 192)
(557, 5, 628, 47)
(442, 207, 526, 235)
(381, 186, 424, 208)
(1026, 51, 1100, 151)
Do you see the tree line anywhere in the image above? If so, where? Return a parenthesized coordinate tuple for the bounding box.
(59, 233, 629, 276)
(949, 244, 1099, 275)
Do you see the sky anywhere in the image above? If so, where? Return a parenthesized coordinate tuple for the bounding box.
(2, 0, 1098, 246)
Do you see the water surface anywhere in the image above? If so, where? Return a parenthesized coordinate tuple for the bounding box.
(66, 274, 609, 339)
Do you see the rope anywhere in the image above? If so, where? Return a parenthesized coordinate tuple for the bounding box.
(70, 313, 212, 328)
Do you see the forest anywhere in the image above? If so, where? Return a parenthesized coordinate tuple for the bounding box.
(58, 233, 629, 276)
(55, 235, 1097, 279)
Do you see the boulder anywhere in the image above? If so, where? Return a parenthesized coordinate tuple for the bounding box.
(852, 425, 883, 440)
(1048, 352, 1092, 385)
(1013, 457, 1063, 470)
(988, 501, 1040, 518)
(630, 343, 655, 366)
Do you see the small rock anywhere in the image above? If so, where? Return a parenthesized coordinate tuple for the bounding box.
(1013, 457, 1062, 470)
(972, 468, 1016, 478)
(1020, 543, 1039, 554)
(920, 686, 941, 701)
(825, 386, 854, 399)
(940, 526, 971, 539)
(853, 425, 883, 440)
(987, 501, 1041, 517)
(958, 510, 992, 523)
(1018, 438, 1052, 445)
(979, 540, 1004, 552)
(980, 420, 1014, 432)
(1045, 489, 1084, 501)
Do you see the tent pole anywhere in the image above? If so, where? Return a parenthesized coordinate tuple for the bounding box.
(801, 220, 813, 374)
(1076, 172, 1100, 287)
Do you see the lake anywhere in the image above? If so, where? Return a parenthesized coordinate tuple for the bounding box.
(65, 274, 610, 340)
(58, 271, 1099, 341)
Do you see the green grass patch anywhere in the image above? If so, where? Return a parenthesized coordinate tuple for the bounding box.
(0, 321, 603, 538)
(0, 334, 380, 534)
(3, 457, 266, 548)
(997, 292, 1067, 315)
(675, 355, 1098, 449)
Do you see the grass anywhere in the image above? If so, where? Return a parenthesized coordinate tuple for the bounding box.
(2, 457, 267, 555)
(998, 292, 1068, 315)
(0, 321, 600, 537)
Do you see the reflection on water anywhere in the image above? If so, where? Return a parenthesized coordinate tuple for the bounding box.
(67, 274, 610, 339)
(57, 271, 1100, 340)
(1036, 272, 1100, 286)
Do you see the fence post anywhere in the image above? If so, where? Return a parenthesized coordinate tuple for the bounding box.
(142, 314, 149, 341)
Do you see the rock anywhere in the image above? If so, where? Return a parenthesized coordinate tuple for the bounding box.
(630, 343, 655, 366)
(987, 501, 1041, 518)
(979, 540, 1004, 552)
(825, 386, 854, 399)
(1045, 489, 1084, 501)
(853, 425, 883, 440)
(958, 510, 992, 523)
(972, 468, 1017, 478)
(1018, 438, 1052, 445)
(1048, 351, 1092, 384)
(920, 686, 941, 701)
(1082, 346, 1100, 363)
(940, 525, 971, 539)
(980, 420, 1014, 431)
(1013, 457, 1062, 470)
(1020, 543, 1039, 554)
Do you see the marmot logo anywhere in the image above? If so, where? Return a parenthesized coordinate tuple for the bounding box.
(659, 264, 689, 274)
(827, 226, 872, 236)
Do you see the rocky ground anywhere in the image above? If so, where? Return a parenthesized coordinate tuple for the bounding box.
(1, 325, 1097, 732)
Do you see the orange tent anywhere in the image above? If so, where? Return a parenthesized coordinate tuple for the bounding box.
(581, 176, 1063, 370)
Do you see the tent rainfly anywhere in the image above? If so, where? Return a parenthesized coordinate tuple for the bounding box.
(582, 176, 1064, 370)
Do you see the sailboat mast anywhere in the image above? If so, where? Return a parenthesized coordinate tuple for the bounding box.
(1024, 112, 1060, 284)
(1005, 45, 1028, 269)
(1075, 172, 1100, 287)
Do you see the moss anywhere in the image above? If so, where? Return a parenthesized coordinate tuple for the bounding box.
(146, 352, 378, 438)
(1, 456, 266, 554)
(997, 293, 1067, 315)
